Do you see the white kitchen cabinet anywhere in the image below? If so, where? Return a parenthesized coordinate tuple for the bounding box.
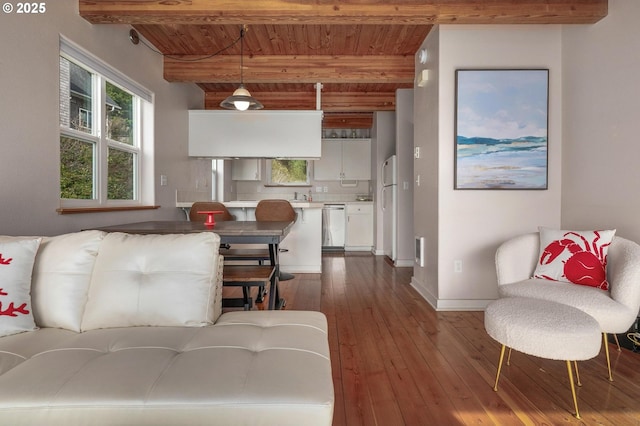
(232, 159, 261, 181)
(314, 139, 371, 181)
(345, 203, 373, 251)
(226, 204, 322, 273)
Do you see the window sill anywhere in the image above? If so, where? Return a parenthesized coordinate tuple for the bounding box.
(264, 184, 312, 188)
(56, 205, 160, 215)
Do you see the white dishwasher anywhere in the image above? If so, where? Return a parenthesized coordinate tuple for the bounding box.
(322, 204, 346, 250)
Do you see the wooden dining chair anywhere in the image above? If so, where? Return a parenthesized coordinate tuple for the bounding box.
(255, 200, 297, 281)
(255, 199, 297, 222)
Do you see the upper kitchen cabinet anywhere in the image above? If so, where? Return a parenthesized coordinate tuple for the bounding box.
(314, 139, 371, 181)
(232, 159, 261, 181)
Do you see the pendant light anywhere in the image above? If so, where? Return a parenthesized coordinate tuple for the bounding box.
(220, 26, 263, 111)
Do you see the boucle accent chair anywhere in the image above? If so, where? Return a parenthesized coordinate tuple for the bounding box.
(485, 297, 601, 419)
(495, 232, 640, 381)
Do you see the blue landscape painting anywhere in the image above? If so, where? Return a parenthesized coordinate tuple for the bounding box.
(455, 70, 548, 189)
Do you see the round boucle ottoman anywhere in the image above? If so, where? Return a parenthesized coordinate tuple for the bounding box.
(484, 297, 601, 419)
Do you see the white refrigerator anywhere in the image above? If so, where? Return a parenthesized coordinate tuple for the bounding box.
(381, 155, 397, 261)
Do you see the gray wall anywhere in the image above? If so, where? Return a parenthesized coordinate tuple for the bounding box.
(0, 0, 203, 236)
(561, 0, 640, 242)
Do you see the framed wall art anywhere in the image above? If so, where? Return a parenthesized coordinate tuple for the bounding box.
(454, 69, 549, 190)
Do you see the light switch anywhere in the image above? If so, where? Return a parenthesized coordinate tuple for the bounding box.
(160, 175, 167, 186)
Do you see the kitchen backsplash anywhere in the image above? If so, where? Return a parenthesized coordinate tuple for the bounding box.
(235, 180, 372, 202)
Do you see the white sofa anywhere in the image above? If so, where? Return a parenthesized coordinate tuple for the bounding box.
(0, 231, 334, 425)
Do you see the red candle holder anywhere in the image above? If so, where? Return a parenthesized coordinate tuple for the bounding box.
(198, 211, 224, 227)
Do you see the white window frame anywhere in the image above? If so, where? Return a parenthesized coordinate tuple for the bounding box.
(59, 36, 154, 209)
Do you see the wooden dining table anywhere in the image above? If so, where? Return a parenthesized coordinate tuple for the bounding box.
(91, 220, 294, 309)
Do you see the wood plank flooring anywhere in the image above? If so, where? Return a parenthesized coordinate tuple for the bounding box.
(223, 253, 640, 425)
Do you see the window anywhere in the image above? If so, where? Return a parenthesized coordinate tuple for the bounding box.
(267, 159, 311, 186)
(59, 37, 154, 208)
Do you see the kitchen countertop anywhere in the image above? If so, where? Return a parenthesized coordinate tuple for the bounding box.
(225, 201, 324, 209)
(176, 200, 372, 209)
(176, 200, 324, 209)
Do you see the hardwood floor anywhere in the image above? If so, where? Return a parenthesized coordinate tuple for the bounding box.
(224, 253, 640, 425)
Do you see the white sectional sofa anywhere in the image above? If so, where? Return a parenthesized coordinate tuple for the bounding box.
(0, 231, 334, 425)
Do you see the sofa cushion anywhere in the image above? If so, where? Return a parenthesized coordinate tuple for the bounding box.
(0, 311, 334, 426)
(498, 278, 636, 333)
(31, 230, 105, 331)
(533, 227, 615, 290)
(81, 232, 221, 330)
(0, 238, 41, 337)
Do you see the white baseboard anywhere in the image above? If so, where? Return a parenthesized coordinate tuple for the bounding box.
(394, 259, 414, 267)
(410, 277, 494, 311)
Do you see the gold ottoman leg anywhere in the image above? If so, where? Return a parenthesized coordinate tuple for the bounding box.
(603, 333, 613, 382)
(494, 345, 506, 392)
(566, 360, 581, 419)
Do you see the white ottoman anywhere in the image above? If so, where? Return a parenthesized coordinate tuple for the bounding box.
(484, 297, 601, 419)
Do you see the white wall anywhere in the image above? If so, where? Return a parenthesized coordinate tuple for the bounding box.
(0, 0, 203, 236)
(561, 0, 640, 242)
(395, 89, 415, 266)
(412, 26, 563, 310)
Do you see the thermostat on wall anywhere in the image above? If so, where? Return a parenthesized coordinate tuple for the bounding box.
(415, 236, 425, 267)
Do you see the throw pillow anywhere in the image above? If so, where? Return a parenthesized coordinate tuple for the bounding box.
(81, 232, 220, 331)
(31, 231, 105, 331)
(533, 227, 615, 290)
(0, 238, 42, 337)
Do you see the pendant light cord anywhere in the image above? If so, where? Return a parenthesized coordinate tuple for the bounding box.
(240, 26, 245, 84)
(131, 27, 243, 63)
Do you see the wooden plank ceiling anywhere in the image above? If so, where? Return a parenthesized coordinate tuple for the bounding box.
(79, 0, 607, 124)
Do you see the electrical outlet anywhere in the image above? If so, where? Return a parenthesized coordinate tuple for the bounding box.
(414, 147, 421, 159)
(454, 260, 463, 273)
(323, 186, 328, 193)
(160, 175, 167, 186)
(316, 186, 322, 192)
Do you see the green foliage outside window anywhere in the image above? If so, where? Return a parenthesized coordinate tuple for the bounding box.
(270, 159, 309, 185)
(106, 82, 134, 145)
(60, 137, 93, 199)
(108, 148, 134, 199)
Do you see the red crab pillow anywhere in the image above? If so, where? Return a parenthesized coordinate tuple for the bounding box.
(533, 227, 615, 290)
(0, 238, 42, 337)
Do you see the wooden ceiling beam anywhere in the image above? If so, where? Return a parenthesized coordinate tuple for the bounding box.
(79, 0, 608, 25)
(204, 91, 396, 112)
(323, 113, 374, 129)
(165, 55, 414, 84)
